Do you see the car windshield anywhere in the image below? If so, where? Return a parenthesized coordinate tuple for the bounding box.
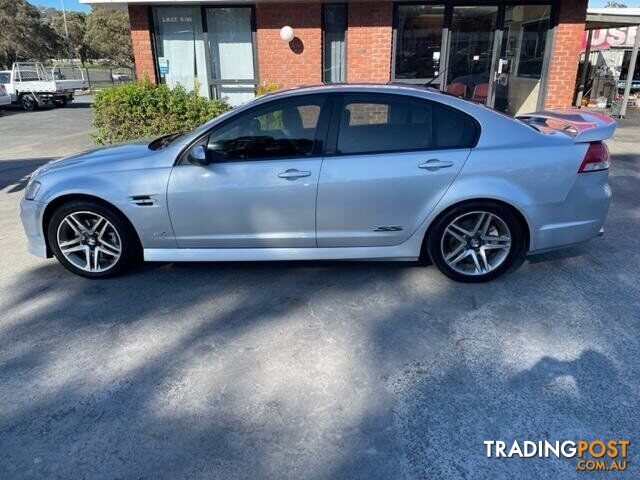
(148, 132, 186, 150)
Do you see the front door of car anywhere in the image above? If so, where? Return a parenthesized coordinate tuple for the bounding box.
(167, 95, 330, 248)
(316, 93, 477, 247)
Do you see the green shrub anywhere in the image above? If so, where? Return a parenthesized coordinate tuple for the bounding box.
(92, 79, 231, 144)
(256, 82, 279, 96)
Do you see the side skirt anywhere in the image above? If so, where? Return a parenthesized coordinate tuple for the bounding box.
(144, 246, 420, 263)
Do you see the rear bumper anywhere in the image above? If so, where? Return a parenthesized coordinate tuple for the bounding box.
(20, 198, 48, 258)
(528, 172, 611, 252)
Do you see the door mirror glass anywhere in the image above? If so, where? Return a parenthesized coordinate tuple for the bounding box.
(189, 145, 210, 165)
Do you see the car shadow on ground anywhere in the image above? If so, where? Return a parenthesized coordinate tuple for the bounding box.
(0, 98, 92, 117)
(0, 157, 52, 192)
(2, 252, 638, 478)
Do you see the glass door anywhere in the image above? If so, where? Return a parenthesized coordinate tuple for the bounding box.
(492, 5, 552, 115)
(394, 5, 447, 87)
(445, 6, 498, 103)
(206, 7, 256, 106)
(153, 7, 209, 98)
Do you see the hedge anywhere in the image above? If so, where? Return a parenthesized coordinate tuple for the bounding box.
(92, 80, 231, 144)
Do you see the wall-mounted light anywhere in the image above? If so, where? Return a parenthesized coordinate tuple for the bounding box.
(280, 26, 295, 43)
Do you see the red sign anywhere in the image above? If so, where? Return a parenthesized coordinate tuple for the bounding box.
(582, 26, 638, 50)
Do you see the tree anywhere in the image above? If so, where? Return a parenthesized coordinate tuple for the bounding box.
(49, 10, 89, 64)
(0, 0, 61, 68)
(604, 1, 628, 7)
(84, 6, 133, 67)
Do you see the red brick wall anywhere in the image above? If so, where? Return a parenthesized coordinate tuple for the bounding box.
(129, 5, 157, 84)
(347, 2, 393, 83)
(255, 3, 322, 89)
(545, 0, 587, 108)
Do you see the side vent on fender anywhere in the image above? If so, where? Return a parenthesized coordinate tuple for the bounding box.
(129, 195, 155, 206)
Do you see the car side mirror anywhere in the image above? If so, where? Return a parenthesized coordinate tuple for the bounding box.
(189, 145, 210, 166)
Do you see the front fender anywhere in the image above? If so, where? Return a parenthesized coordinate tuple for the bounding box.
(39, 167, 177, 249)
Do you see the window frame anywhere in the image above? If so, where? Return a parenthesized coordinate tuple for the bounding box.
(322, 3, 348, 84)
(150, 5, 260, 103)
(390, 1, 558, 111)
(178, 94, 334, 165)
(515, 16, 550, 80)
(324, 92, 481, 157)
(391, 3, 448, 85)
(203, 5, 259, 102)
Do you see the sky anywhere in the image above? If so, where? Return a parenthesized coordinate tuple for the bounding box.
(30, 0, 90, 12)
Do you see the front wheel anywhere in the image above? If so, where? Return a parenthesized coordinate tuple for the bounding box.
(47, 200, 140, 278)
(20, 95, 37, 112)
(427, 202, 526, 283)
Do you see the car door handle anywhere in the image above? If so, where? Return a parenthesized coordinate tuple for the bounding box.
(278, 169, 312, 180)
(418, 159, 454, 171)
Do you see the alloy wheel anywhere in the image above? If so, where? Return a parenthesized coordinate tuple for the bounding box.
(56, 211, 122, 273)
(440, 211, 512, 276)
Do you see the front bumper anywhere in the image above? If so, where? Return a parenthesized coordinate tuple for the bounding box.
(20, 198, 48, 258)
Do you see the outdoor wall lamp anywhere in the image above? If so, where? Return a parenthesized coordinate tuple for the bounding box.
(280, 26, 295, 43)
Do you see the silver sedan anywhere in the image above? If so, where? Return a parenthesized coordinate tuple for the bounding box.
(20, 84, 615, 282)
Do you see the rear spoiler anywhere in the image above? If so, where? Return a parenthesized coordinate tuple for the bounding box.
(516, 109, 616, 143)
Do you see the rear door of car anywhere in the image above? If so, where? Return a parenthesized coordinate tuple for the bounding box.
(316, 93, 478, 247)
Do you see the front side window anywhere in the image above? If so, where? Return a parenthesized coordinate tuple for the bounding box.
(207, 97, 326, 160)
(336, 95, 477, 155)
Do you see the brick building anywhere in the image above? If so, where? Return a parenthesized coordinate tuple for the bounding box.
(83, 0, 588, 115)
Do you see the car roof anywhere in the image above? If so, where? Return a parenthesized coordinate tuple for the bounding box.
(259, 82, 492, 116)
(263, 82, 436, 99)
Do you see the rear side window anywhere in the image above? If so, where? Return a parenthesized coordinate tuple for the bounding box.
(336, 94, 477, 155)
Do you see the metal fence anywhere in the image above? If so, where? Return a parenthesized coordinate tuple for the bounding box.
(48, 65, 136, 90)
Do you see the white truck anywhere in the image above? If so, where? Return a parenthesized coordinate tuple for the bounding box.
(0, 62, 88, 111)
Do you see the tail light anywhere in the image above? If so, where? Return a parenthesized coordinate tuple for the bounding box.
(578, 141, 610, 173)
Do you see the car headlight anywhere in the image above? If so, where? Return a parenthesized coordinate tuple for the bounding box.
(24, 180, 42, 200)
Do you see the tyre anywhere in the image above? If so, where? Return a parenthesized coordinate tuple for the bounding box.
(427, 201, 526, 283)
(52, 98, 68, 107)
(47, 200, 140, 278)
(21, 95, 37, 112)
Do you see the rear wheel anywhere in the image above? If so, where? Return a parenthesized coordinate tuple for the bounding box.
(428, 202, 525, 282)
(52, 98, 68, 107)
(47, 200, 140, 278)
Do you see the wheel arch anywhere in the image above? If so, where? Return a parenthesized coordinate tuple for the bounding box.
(42, 193, 142, 257)
(420, 198, 531, 261)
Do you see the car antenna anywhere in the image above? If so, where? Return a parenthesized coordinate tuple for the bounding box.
(424, 69, 445, 89)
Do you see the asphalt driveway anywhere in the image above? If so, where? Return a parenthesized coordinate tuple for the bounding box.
(0, 99, 638, 479)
